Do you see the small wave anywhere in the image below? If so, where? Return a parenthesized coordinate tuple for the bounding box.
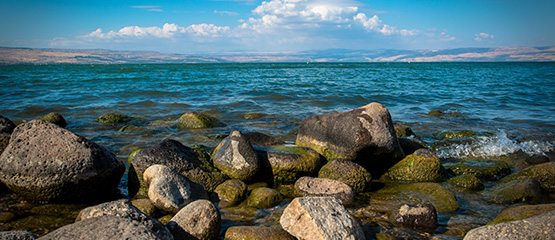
(435, 130, 554, 159)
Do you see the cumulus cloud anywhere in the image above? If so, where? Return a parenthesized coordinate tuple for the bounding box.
(474, 32, 494, 41)
(131, 5, 163, 12)
(81, 23, 229, 41)
(214, 10, 240, 16)
(353, 13, 417, 36)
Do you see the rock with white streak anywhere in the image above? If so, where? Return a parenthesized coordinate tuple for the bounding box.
(213, 130, 260, 183)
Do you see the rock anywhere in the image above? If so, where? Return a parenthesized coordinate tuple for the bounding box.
(75, 199, 173, 240)
(375, 228, 429, 240)
(166, 200, 220, 240)
(393, 122, 415, 138)
(499, 162, 555, 192)
(294, 176, 355, 206)
(0, 133, 9, 155)
(246, 187, 283, 209)
(489, 203, 555, 225)
(434, 130, 478, 140)
(0, 115, 16, 134)
(37, 112, 67, 128)
(0, 231, 36, 240)
(213, 130, 260, 183)
(447, 174, 484, 191)
(224, 226, 295, 240)
(395, 202, 438, 233)
(397, 137, 427, 156)
(143, 165, 208, 213)
(213, 179, 247, 208)
(296, 102, 404, 176)
(177, 112, 225, 129)
(96, 112, 133, 123)
(132, 198, 158, 217)
(525, 155, 549, 165)
(0, 120, 124, 203)
(38, 215, 162, 240)
(372, 182, 459, 213)
(444, 160, 511, 180)
(181, 168, 227, 192)
(318, 159, 371, 193)
(384, 149, 445, 182)
(463, 209, 555, 240)
(243, 132, 285, 147)
(426, 110, 464, 119)
(267, 144, 324, 185)
(280, 197, 366, 240)
(486, 178, 543, 204)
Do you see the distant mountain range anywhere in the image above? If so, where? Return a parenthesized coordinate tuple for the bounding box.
(1, 46, 554, 64)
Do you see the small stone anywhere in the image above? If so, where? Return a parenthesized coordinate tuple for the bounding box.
(486, 178, 543, 204)
(166, 200, 221, 240)
(499, 162, 555, 192)
(395, 202, 438, 233)
(37, 112, 67, 128)
(0, 115, 16, 134)
(447, 174, 484, 191)
(0, 230, 36, 240)
(444, 160, 511, 180)
(214, 179, 247, 208)
(267, 144, 324, 185)
(246, 187, 283, 209)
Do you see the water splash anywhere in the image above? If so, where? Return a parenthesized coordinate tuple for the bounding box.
(435, 130, 554, 159)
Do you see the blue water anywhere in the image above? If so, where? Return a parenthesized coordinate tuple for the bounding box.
(1, 63, 554, 160)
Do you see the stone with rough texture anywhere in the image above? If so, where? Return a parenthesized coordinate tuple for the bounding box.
(280, 197, 366, 240)
(296, 102, 404, 177)
(224, 226, 295, 240)
(464, 209, 555, 240)
(214, 179, 247, 207)
(38, 215, 162, 240)
(243, 132, 286, 147)
(96, 113, 133, 123)
(384, 149, 444, 182)
(372, 182, 459, 213)
(143, 165, 208, 213)
(131, 198, 158, 217)
(489, 203, 555, 225)
(166, 200, 221, 240)
(0, 115, 16, 134)
(395, 202, 438, 233)
(37, 112, 67, 128)
(0, 231, 36, 240)
(318, 159, 371, 193)
(213, 130, 260, 183)
(444, 160, 511, 180)
(267, 144, 324, 185)
(295, 176, 355, 206)
(486, 178, 543, 204)
(499, 162, 555, 192)
(246, 187, 283, 209)
(177, 112, 225, 129)
(0, 120, 124, 203)
(447, 174, 484, 191)
(75, 199, 173, 240)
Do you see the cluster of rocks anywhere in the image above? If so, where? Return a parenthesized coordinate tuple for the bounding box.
(0, 101, 554, 239)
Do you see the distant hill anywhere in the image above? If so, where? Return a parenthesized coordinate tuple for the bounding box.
(1, 46, 554, 64)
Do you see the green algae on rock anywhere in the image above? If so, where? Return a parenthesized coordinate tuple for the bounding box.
(371, 182, 459, 213)
(37, 112, 67, 128)
(384, 149, 445, 183)
(486, 178, 543, 204)
(177, 112, 225, 129)
(443, 160, 511, 180)
(318, 159, 372, 193)
(245, 187, 283, 209)
(488, 203, 555, 225)
(225, 226, 296, 240)
(214, 179, 247, 208)
(447, 174, 484, 191)
(267, 144, 324, 185)
(96, 113, 133, 123)
(499, 162, 555, 192)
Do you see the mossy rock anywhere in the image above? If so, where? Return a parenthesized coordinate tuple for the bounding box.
(157, 214, 174, 225)
(177, 112, 225, 129)
(434, 130, 478, 140)
(372, 182, 459, 213)
(394, 122, 415, 138)
(267, 144, 324, 185)
(488, 203, 555, 225)
(37, 112, 67, 128)
(384, 149, 445, 182)
(426, 110, 464, 119)
(127, 149, 143, 165)
(117, 124, 140, 132)
(444, 160, 511, 180)
(225, 226, 296, 240)
(318, 159, 372, 193)
(96, 113, 133, 123)
(499, 162, 555, 192)
(245, 187, 283, 209)
(131, 198, 158, 218)
(183, 168, 227, 192)
(447, 174, 484, 191)
(486, 178, 543, 204)
(8, 214, 75, 237)
(243, 113, 269, 120)
(214, 179, 247, 208)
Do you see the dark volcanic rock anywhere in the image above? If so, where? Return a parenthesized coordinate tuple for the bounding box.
(0, 120, 124, 203)
(296, 102, 404, 177)
(213, 130, 260, 183)
(0, 115, 16, 134)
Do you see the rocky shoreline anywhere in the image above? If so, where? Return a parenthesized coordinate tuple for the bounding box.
(0, 102, 554, 239)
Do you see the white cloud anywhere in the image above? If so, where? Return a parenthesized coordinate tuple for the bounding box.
(186, 24, 230, 37)
(353, 13, 417, 36)
(440, 30, 456, 42)
(81, 23, 229, 41)
(214, 10, 240, 16)
(474, 32, 494, 41)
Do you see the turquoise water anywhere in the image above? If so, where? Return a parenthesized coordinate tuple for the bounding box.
(1, 62, 554, 161)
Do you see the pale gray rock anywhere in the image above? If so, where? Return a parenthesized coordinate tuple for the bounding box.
(0, 231, 36, 240)
(213, 130, 260, 182)
(295, 176, 355, 206)
(166, 200, 221, 240)
(464, 209, 555, 240)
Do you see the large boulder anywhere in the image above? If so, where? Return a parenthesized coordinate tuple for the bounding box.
(166, 200, 221, 240)
(267, 144, 324, 185)
(464, 210, 555, 240)
(280, 197, 366, 240)
(384, 149, 445, 182)
(177, 112, 225, 129)
(213, 130, 260, 183)
(499, 162, 555, 192)
(38, 215, 162, 240)
(75, 199, 173, 240)
(143, 165, 208, 213)
(318, 159, 371, 193)
(0, 120, 124, 203)
(296, 102, 404, 176)
(295, 176, 355, 206)
(224, 226, 295, 240)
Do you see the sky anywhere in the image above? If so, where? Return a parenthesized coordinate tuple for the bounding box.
(1, 0, 554, 53)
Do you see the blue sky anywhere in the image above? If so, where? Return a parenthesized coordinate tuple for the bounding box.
(1, 0, 554, 53)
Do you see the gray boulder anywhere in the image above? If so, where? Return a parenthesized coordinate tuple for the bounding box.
(38, 215, 162, 240)
(280, 197, 366, 240)
(144, 165, 208, 213)
(296, 102, 404, 176)
(75, 199, 173, 240)
(0, 231, 36, 240)
(295, 176, 355, 206)
(464, 209, 555, 240)
(213, 130, 260, 183)
(395, 202, 438, 233)
(0, 120, 124, 203)
(166, 200, 221, 240)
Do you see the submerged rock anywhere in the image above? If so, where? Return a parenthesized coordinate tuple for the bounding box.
(499, 162, 555, 192)
(213, 130, 260, 183)
(0, 120, 124, 203)
(224, 226, 295, 240)
(96, 112, 133, 123)
(280, 197, 366, 240)
(213, 179, 247, 208)
(267, 144, 324, 185)
(318, 159, 371, 193)
(486, 178, 543, 204)
(372, 182, 459, 213)
(296, 102, 404, 176)
(447, 174, 484, 191)
(177, 112, 225, 129)
(294, 176, 355, 206)
(489, 203, 555, 225)
(444, 160, 511, 180)
(245, 187, 283, 209)
(166, 200, 220, 240)
(384, 149, 445, 182)
(464, 210, 555, 240)
(395, 202, 438, 233)
(37, 112, 67, 128)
